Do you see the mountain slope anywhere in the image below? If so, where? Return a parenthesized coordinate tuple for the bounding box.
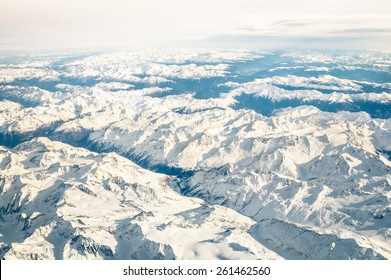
(1, 49, 391, 259)
(0, 138, 280, 260)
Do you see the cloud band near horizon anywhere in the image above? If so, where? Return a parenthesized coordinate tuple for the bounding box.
(0, 0, 390, 51)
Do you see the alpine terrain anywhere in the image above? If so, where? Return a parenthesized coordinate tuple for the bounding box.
(0, 49, 390, 259)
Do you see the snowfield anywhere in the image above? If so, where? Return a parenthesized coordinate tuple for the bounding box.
(0, 49, 390, 259)
(1, 138, 280, 260)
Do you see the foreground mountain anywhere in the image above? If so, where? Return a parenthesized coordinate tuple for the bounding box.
(0, 138, 279, 260)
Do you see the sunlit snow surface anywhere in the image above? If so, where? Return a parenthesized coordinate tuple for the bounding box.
(0, 49, 390, 259)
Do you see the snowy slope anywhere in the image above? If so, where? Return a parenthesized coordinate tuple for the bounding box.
(0, 138, 281, 260)
(0, 49, 390, 259)
(1, 89, 390, 259)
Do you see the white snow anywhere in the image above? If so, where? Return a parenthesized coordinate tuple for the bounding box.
(0, 49, 390, 260)
(0, 138, 279, 260)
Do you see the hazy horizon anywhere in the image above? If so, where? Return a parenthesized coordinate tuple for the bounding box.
(1, 0, 391, 51)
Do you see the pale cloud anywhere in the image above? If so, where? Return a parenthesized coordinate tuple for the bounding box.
(0, 0, 390, 50)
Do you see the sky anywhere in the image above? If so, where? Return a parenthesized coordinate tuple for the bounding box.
(0, 0, 390, 51)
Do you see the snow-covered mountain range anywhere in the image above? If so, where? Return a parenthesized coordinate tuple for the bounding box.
(0, 49, 390, 259)
(1, 137, 277, 260)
